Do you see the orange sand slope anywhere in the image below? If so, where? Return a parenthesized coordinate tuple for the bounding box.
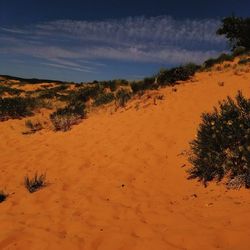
(1, 67, 250, 250)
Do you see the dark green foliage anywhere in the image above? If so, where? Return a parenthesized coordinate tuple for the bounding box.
(130, 76, 157, 93)
(50, 102, 85, 131)
(37, 85, 69, 99)
(108, 81, 118, 92)
(0, 97, 37, 121)
(90, 79, 129, 92)
(189, 91, 250, 188)
(24, 173, 46, 193)
(69, 85, 103, 104)
(157, 63, 199, 86)
(232, 46, 247, 57)
(116, 89, 132, 107)
(238, 58, 250, 65)
(93, 92, 115, 106)
(0, 191, 8, 203)
(217, 16, 250, 51)
(203, 53, 234, 68)
(0, 86, 24, 96)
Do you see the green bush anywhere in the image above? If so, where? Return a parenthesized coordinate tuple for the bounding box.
(37, 85, 69, 99)
(157, 63, 199, 86)
(24, 173, 47, 193)
(130, 76, 157, 93)
(203, 53, 234, 69)
(93, 93, 115, 106)
(189, 91, 250, 188)
(50, 103, 85, 131)
(68, 85, 103, 104)
(232, 46, 247, 57)
(0, 97, 37, 121)
(116, 89, 132, 107)
(217, 15, 250, 51)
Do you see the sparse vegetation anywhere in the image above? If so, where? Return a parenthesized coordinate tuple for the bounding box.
(189, 91, 250, 189)
(93, 92, 115, 106)
(0, 86, 24, 96)
(50, 103, 85, 131)
(131, 76, 158, 93)
(238, 58, 250, 65)
(232, 46, 247, 57)
(0, 97, 37, 121)
(203, 53, 234, 69)
(115, 89, 132, 107)
(24, 173, 47, 193)
(24, 119, 43, 134)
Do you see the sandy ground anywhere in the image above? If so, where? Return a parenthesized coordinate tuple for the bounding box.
(1, 65, 250, 249)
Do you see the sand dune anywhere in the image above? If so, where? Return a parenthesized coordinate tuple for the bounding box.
(1, 65, 250, 249)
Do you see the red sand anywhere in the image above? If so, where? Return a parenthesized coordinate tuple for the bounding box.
(1, 64, 250, 249)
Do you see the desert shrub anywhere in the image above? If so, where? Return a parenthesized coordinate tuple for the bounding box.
(0, 191, 8, 203)
(232, 46, 247, 57)
(157, 63, 199, 86)
(203, 53, 234, 69)
(131, 77, 157, 93)
(24, 173, 46, 193)
(238, 58, 250, 65)
(101, 79, 129, 92)
(0, 97, 38, 121)
(189, 91, 250, 188)
(116, 89, 132, 107)
(50, 103, 85, 131)
(93, 93, 115, 106)
(24, 120, 43, 134)
(130, 81, 146, 93)
(37, 85, 68, 99)
(109, 81, 118, 92)
(0, 86, 24, 96)
(68, 85, 103, 104)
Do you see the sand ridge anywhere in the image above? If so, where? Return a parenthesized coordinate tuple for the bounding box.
(1, 66, 250, 249)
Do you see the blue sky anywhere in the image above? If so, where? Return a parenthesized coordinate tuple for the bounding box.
(0, 0, 249, 82)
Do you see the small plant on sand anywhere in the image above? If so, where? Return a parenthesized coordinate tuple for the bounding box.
(115, 89, 132, 107)
(24, 119, 43, 134)
(0, 191, 8, 203)
(189, 91, 250, 189)
(24, 173, 47, 193)
(50, 103, 85, 131)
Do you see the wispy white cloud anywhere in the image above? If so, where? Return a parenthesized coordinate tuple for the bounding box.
(0, 16, 227, 75)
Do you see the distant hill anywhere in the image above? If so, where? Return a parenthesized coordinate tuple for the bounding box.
(0, 74, 66, 84)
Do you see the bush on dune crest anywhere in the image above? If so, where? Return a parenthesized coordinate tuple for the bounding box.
(157, 63, 200, 86)
(189, 91, 250, 189)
